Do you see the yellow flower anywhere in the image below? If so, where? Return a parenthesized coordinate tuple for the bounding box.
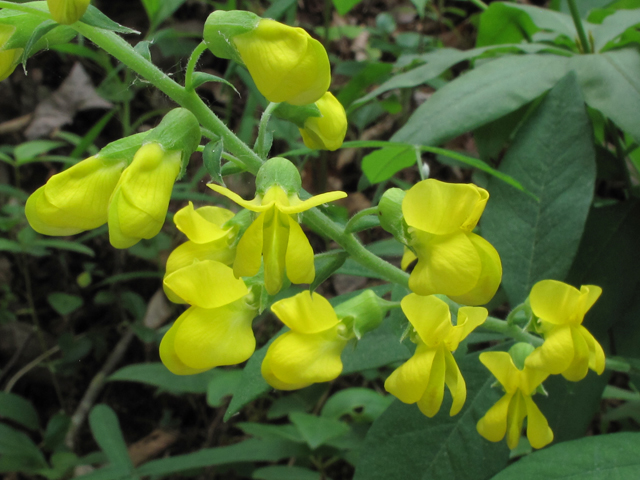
(164, 202, 237, 304)
(384, 294, 487, 417)
(403, 179, 502, 305)
(477, 351, 553, 450)
(159, 260, 256, 375)
(0, 47, 21, 81)
(233, 18, 330, 106)
(299, 92, 347, 151)
(47, 0, 91, 25)
(108, 143, 181, 249)
(208, 183, 346, 295)
(261, 291, 348, 390)
(26, 155, 126, 236)
(525, 280, 605, 382)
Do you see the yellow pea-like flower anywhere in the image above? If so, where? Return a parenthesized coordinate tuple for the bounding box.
(403, 179, 502, 305)
(26, 155, 127, 236)
(47, 0, 91, 25)
(232, 18, 330, 106)
(0, 47, 21, 81)
(208, 182, 346, 295)
(299, 92, 347, 151)
(159, 260, 256, 375)
(164, 202, 237, 304)
(477, 351, 553, 450)
(108, 143, 181, 249)
(261, 291, 348, 390)
(525, 279, 605, 382)
(384, 294, 487, 417)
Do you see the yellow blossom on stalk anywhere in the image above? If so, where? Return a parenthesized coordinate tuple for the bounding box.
(159, 260, 257, 375)
(384, 294, 487, 417)
(208, 158, 346, 295)
(261, 291, 348, 390)
(163, 202, 237, 304)
(477, 351, 553, 450)
(26, 155, 127, 236)
(299, 92, 347, 151)
(0, 47, 21, 82)
(47, 0, 91, 25)
(402, 179, 502, 305)
(525, 280, 605, 381)
(108, 143, 181, 249)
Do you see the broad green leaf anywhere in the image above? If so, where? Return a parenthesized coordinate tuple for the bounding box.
(109, 363, 217, 394)
(253, 465, 321, 480)
(0, 392, 39, 430)
(366, 238, 404, 257)
(362, 146, 416, 184)
(590, 8, 640, 51)
(0, 423, 48, 470)
(482, 72, 596, 305)
(47, 292, 83, 316)
(237, 422, 305, 443)
(43, 414, 71, 452)
(0, 238, 22, 253)
(321, 388, 393, 422)
(88, 405, 133, 471)
(353, 349, 510, 480)
(14, 140, 65, 164)
(392, 54, 570, 147)
(206, 369, 242, 407)
(31, 239, 95, 257)
(289, 412, 350, 450)
(332, 0, 364, 16)
(491, 433, 640, 479)
(135, 438, 308, 476)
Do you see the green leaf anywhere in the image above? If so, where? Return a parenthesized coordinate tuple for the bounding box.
(353, 349, 510, 480)
(0, 392, 39, 430)
(491, 433, 640, 479)
(392, 54, 570, 147)
(332, 0, 364, 16)
(135, 438, 308, 477)
(189, 72, 239, 94)
(43, 413, 72, 452)
(362, 146, 416, 184)
(311, 250, 349, 291)
(591, 9, 640, 51)
(109, 363, 217, 394)
(31, 239, 95, 257)
(206, 369, 242, 407)
(482, 71, 596, 305)
(80, 5, 139, 34)
(21, 19, 57, 69)
(88, 405, 133, 471)
(321, 388, 393, 422)
(0, 238, 22, 253)
(47, 292, 84, 316)
(14, 140, 65, 165)
(0, 423, 48, 470)
(141, 0, 187, 30)
(253, 465, 321, 480)
(289, 412, 350, 450)
(203, 139, 225, 186)
(237, 422, 305, 443)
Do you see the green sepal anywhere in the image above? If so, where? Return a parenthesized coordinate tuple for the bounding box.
(255, 157, 302, 196)
(508, 342, 536, 371)
(98, 132, 148, 166)
(311, 250, 349, 292)
(273, 102, 322, 129)
(378, 187, 409, 245)
(203, 139, 224, 186)
(335, 290, 385, 340)
(203, 10, 260, 64)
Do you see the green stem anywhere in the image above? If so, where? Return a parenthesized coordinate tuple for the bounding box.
(255, 102, 279, 159)
(185, 42, 208, 91)
(482, 317, 544, 346)
(344, 206, 379, 234)
(414, 146, 426, 181)
(567, 0, 591, 53)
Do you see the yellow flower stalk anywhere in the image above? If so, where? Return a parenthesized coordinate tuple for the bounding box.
(108, 143, 181, 249)
(208, 158, 346, 295)
(159, 260, 257, 375)
(163, 202, 237, 304)
(403, 179, 502, 305)
(525, 279, 605, 381)
(47, 0, 91, 25)
(384, 294, 487, 417)
(26, 155, 127, 236)
(299, 92, 347, 151)
(261, 291, 348, 390)
(477, 351, 553, 450)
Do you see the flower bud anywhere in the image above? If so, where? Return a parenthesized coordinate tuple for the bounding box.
(47, 0, 90, 25)
(255, 157, 302, 196)
(378, 188, 408, 244)
(334, 290, 385, 339)
(204, 11, 330, 106)
(298, 92, 347, 151)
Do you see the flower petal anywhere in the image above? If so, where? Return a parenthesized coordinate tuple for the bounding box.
(530, 279, 582, 325)
(279, 191, 347, 214)
(263, 328, 346, 386)
(402, 179, 485, 235)
(159, 312, 210, 375)
(271, 290, 339, 334)
(263, 208, 289, 295)
(261, 350, 311, 391)
(174, 202, 233, 244)
(384, 345, 436, 404)
(524, 395, 554, 449)
(479, 352, 520, 394)
(506, 391, 527, 450)
(163, 260, 248, 308)
(524, 325, 574, 375)
(207, 183, 270, 212)
(285, 215, 315, 285)
(580, 325, 605, 375)
(173, 300, 256, 370)
(400, 294, 452, 348)
(26, 187, 86, 236)
(520, 366, 549, 397)
(234, 211, 265, 279)
(444, 349, 466, 416)
(409, 231, 481, 297)
(401, 247, 417, 271)
(416, 347, 446, 417)
(477, 393, 512, 443)
(578, 284, 602, 318)
(445, 306, 487, 351)
(448, 233, 502, 306)
(561, 326, 590, 382)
